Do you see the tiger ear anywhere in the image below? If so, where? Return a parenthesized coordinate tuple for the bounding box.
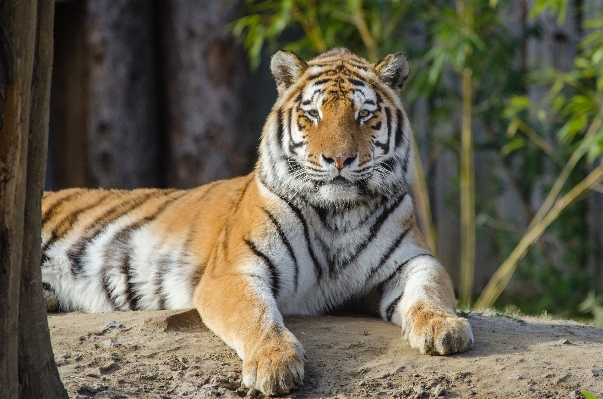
(270, 50, 308, 95)
(374, 53, 410, 92)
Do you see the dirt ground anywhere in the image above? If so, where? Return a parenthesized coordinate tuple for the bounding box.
(48, 309, 603, 399)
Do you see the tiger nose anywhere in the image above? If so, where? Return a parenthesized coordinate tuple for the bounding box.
(322, 154, 357, 170)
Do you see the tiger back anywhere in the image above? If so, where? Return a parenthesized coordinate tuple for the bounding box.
(42, 48, 473, 396)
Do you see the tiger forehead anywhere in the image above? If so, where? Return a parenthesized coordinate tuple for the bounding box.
(300, 66, 377, 104)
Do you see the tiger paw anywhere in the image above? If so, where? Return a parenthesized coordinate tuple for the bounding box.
(405, 304, 473, 355)
(242, 329, 305, 396)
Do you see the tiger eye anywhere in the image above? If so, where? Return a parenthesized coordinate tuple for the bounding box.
(308, 109, 319, 117)
(358, 109, 370, 118)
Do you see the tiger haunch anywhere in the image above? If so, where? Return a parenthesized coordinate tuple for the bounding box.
(41, 48, 473, 396)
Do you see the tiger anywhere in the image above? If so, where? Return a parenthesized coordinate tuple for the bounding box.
(41, 48, 473, 396)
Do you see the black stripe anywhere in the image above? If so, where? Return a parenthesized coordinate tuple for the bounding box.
(371, 121, 382, 131)
(287, 108, 305, 152)
(401, 132, 412, 176)
(155, 254, 170, 310)
(374, 108, 391, 152)
(42, 192, 114, 257)
(263, 208, 299, 292)
(42, 191, 84, 224)
(103, 191, 187, 310)
(337, 192, 407, 273)
(67, 191, 159, 276)
(230, 176, 254, 212)
(311, 78, 331, 86)
(222, 177, 254, 260)
(346, 62, 369, 71)
(308, 203, 329, 227)
(386, 293, 403, 322)
(394, 109, 404, 149)
(265, 179, 323, 280)
(347, 78, 366, 86)
(375, 92, 383, 112)
(277, 108, 284, 145)
(367, 227, 411, 279)
(380, 158, 396, 178)
(101, 274, 116, 311)
(378, 254, 435, 293)
(245, 239, 280, 298)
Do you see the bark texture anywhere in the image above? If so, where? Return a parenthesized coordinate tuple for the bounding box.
(86, 0, 159, 189)
(159, 0, 255, 188)
(0, 1, 36, 396)
(49, 1, 88, 188)
(0, 0, 68, 397)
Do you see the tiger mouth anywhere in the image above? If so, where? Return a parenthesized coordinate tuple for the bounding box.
(330, 176, 353, 186)
(315, 176, 354, 188)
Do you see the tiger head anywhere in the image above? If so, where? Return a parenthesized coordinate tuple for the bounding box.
(259, 48, 412, 209)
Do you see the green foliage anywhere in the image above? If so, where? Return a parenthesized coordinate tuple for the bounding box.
(579, 291, 603, 328)
(582, 390, 602, 399)
(233, 0, 421, 68)
(486, 4, 603, 317)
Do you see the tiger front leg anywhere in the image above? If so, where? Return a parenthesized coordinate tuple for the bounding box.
(193, 271, 305, 396)
(381, 255, 474, 355)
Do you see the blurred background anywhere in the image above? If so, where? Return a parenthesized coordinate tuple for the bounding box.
(48, 0, 603, 323)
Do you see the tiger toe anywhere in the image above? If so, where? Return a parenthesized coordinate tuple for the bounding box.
(405, 303, 474, 355)
(242, 331, 305, 396)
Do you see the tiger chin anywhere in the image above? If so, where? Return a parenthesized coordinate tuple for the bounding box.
(41, 48, 473, 396)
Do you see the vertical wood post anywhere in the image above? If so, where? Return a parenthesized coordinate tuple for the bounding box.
(0, 0, 68, 397)
(0, 1, 37, 395)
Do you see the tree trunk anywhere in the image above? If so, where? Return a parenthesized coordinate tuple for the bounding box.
(159, 0, 255, 188)
(49, 1, 88, 189)
(0, 0, 68, 397)
(86, 0, 159, 189)
(0, 1, 36, 395)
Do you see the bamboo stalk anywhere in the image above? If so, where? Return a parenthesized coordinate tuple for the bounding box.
(526, 108, 603, 232)
(474, 164, 603, 309)
(411, 136, 438, 256)
(459, 64, 475, 308)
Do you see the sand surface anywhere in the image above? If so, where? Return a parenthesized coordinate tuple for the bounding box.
(48, 309, 603, 398)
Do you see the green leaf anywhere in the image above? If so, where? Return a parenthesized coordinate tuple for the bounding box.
(502, 137, 527, 156)
(581, 390, 601, 399)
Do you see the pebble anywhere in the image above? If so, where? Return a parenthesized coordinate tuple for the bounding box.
(592, 369, 603, 377)
(508, 374, 522, 380)
(106, 321, 123, 329)
(99, 362, 118, 374)
(432, 384, 446, 397)
(103, 339, 120, 347)
(568, 390, 581, 399)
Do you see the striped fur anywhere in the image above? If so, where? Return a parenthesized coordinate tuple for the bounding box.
(41, 48, 473, 396)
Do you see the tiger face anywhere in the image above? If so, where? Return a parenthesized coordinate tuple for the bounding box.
(260, 48, 412, 208)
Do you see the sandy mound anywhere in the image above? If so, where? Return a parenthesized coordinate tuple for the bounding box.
(48, 309, 603, 398)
